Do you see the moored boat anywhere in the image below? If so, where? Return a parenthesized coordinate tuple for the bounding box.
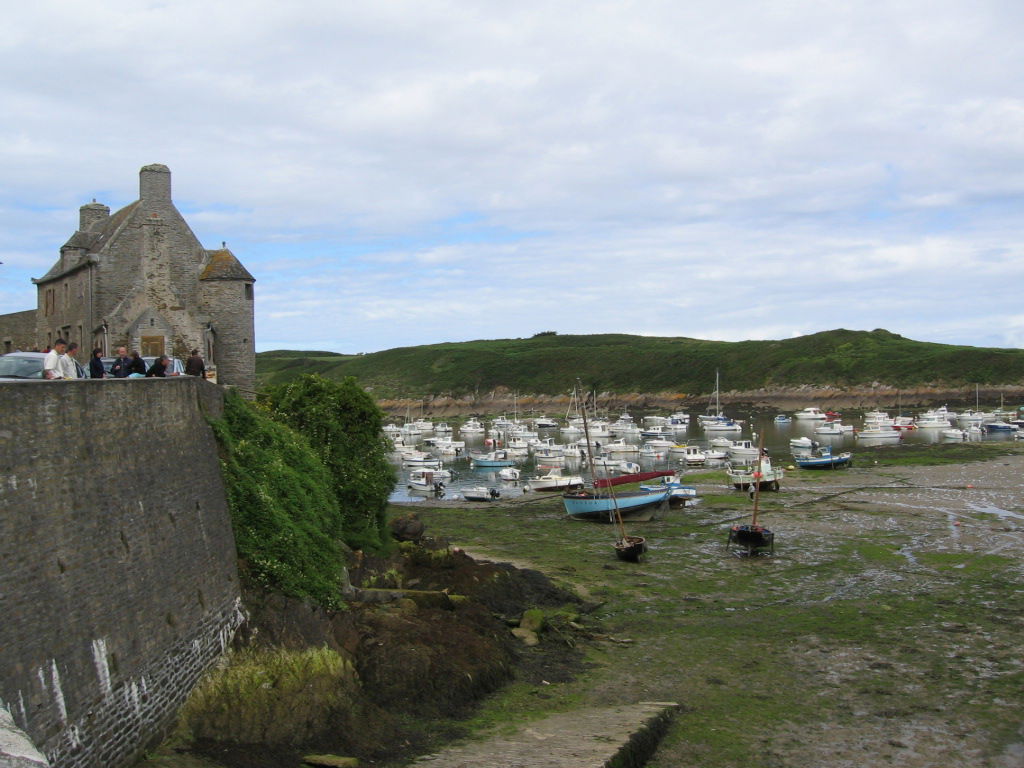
(462, 486, 501, 501)
(793, 407, 828, 420)
(526, 468, 584, 492)
(563, 487, 670, 522)
(469, 449, 516, 467)
(727, 455, 784, 491)
(855, 426, 901, 441)
(794, 445, 852, 469)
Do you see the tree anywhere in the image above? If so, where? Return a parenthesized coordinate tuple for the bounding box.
(264, 374, 395, 551)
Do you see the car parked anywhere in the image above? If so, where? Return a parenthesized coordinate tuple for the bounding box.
(100, 356, 187, 376)
(0, 351, 86, 380)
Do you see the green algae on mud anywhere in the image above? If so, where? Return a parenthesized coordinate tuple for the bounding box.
(407, 453, 1024, 767)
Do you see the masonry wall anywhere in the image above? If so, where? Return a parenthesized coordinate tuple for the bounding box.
(0, 378, 243, 768)
(0, 310, 39, 353)
(203, 280, 255, 392)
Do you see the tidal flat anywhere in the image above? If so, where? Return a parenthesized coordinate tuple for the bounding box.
(407, 443, 1024, 767)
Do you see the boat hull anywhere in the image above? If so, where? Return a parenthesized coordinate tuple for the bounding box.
(615, 535, 647, 562)
(795, 454, 852, 469)
(563, 489, 670, 522)
(727, 524, 775, 554)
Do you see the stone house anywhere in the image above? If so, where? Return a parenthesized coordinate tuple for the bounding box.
(1, 164, 255, 389)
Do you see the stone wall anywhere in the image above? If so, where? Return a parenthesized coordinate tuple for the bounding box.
(0, 378, 243, 768)
(0, 310, 38, 354)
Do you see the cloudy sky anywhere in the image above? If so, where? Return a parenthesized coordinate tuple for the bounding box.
(3, 0, 1023, 353)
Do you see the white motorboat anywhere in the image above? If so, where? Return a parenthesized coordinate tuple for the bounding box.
(604, 438, 640, 454)
(532, 415, 559, 428)
(941, 428, 968, 441)
(639, 444, 668, 459)
(789, 436, 815, 452)
(704, 419, 742, 433)
(643, 438, 675, 449)
(793, 407, 828, 420)
(460, 418, 486, 434)
(727, 455, 784, 491)
(640, 425, 674, 438)
(855, 426, 901, 441)
(526, 468, 584, 492)
(672, 445, 707, 466)
(727, 439, 761, 462)
(702, 448, 728, 461)
(534, 449, 565, 464)
(814, 421, 854, 435)
(498, 467, 521, 481)
(407, 468, 451, 493)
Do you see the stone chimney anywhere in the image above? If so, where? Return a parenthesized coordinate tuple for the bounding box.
(139, 164, 172, 203)
(79, 200, 110, 231)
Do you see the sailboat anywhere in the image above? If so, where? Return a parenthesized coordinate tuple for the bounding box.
(562, 381, 664, 559)
(726, 434, 775, 556)
(698, 369, 729, 425)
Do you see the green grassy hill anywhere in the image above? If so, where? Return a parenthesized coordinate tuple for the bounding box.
(255, 329, 1024, 398)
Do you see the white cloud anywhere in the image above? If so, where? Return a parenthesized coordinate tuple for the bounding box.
(2, 0, 1023, 353)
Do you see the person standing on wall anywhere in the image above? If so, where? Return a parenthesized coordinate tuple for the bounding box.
(89, 348, 106, 379)
(43, 338, 67, 379)
(109, 346, 132, 378)
(185, 348, 205, 378)
(60, 342, 81, 379)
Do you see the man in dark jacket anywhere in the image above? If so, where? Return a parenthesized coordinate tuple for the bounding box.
(109, 347, 132, 378)
(146, 355, 170, 377)
(185, 349, 205, 378)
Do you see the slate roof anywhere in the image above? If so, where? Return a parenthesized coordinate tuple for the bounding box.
(36, 201, 140, 283)
(201, 249, 255, 281)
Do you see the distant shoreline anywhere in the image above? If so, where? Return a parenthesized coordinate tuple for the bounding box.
(377, 384, 1024, 418)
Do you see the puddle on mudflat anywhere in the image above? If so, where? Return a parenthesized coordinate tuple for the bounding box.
(967, 502, 1024, 521)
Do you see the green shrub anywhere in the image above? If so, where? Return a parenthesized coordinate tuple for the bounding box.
(211, 390, 348, 607)
(263, 375, 395, 551)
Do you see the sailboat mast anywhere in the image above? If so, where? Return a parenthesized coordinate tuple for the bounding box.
(751, 432, 765, 528)
(577, 379, 627, 537)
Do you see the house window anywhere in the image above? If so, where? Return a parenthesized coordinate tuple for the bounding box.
(245, 284, 253, 300)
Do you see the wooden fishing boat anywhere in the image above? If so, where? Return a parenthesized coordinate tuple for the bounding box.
(727, 523, 775, 555)
(614, 535, 648, 562)
(563, 379, 653, 559)
(726, 435, 775, 556)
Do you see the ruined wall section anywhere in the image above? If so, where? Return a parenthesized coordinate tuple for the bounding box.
(0, 378, 243, 768)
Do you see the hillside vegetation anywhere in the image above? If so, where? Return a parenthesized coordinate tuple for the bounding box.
(256, 329, 1024, 398)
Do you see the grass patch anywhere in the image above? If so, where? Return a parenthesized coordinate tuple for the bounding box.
(178, 647, 360, 745)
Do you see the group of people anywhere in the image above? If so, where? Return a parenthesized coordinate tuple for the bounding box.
(43, 340, 206, 380)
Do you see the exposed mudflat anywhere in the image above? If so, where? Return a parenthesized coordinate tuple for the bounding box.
(411, 449, 1024, 768)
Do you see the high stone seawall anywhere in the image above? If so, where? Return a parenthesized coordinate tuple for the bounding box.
(0, 378, 243, 768)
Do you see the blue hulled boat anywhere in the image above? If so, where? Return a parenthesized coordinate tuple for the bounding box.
(563, 487, 670, 522)
(794, 445, 852, 470)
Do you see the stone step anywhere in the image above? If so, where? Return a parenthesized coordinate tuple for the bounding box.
(411, 701, 679, 767)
